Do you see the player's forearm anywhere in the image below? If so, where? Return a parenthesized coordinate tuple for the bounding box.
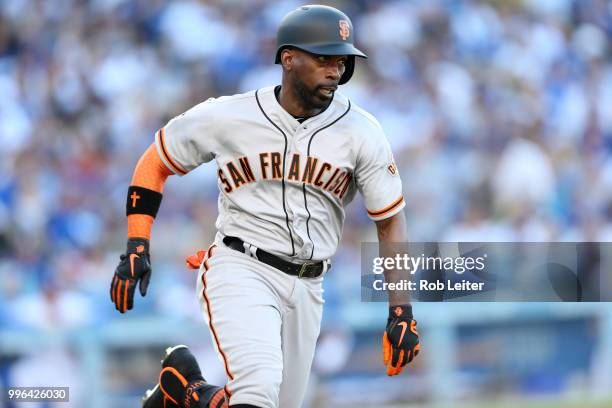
(376, 212, 410, 306)
(127, 144, 173, 240)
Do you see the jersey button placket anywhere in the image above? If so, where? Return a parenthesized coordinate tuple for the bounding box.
(294, 127, 313, 258)
(285, 127, 298, 221)
(290, 126, 311, 253)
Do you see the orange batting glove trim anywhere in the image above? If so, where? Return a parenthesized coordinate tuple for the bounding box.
(383, 333, 408, 376)
(386, 350, 407, 376)
(382, 332, 391, 365)
(122, 280, 129, 313)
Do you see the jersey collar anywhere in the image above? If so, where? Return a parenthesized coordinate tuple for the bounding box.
(256, 86, 350, 135)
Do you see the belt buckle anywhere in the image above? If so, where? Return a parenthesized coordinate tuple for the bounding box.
(298, 262, 313, 278)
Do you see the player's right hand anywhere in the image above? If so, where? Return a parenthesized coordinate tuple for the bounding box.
(383, 304, 420, 376)
(110, 238, 152, 313)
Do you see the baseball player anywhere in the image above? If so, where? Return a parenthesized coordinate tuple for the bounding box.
(110, 5, 420, 408)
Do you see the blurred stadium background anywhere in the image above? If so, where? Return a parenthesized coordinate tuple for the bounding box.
(1, 0, 612, 406)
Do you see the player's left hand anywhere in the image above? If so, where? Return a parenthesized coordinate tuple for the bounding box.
(383, 304, 420, 376)
(110, 238, 152, 313)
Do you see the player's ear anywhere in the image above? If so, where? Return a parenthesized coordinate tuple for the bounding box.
(281, 48, 294, 70)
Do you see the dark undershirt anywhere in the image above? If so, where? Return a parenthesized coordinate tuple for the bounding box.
(274, 85, 331, 124)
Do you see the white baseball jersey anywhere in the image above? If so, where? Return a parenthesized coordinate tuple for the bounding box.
(154, 85, 405, 262)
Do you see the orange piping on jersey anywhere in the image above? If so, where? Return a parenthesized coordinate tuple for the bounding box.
(157, 128, 188, 175)
(200, 245, 235, 397)
(127, 144, 173, 239)
(367, 195, 405, 217)
(223, 384, 232, 402)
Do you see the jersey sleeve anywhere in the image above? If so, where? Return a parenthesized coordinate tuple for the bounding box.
(354, 121, 405, 221)
(154, 99, 217, 176)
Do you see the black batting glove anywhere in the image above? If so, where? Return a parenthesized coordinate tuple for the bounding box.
(382, 304, 420, 376)
(110, 238, 152, 313)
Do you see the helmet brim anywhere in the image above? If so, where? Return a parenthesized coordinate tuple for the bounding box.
(275, 43, 367, 64)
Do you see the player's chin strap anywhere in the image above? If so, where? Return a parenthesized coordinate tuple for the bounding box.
(241, 240, 331, 275)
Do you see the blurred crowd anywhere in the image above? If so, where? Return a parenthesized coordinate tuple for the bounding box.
(1, 0, 611, 332)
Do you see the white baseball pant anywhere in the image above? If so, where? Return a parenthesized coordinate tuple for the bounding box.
(196, 244, 324, 408)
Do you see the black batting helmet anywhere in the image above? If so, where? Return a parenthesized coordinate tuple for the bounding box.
(275, 5, 367, 85)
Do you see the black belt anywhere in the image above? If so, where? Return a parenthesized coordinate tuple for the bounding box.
(222, 236, 327, 278)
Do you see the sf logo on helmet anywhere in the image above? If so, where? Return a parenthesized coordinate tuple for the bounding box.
(339, 20, 350, 40)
